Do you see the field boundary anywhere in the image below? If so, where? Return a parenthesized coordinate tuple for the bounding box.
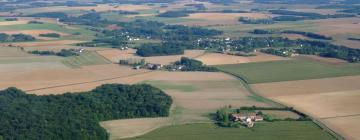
(218, 70, 345, 140)
(24, 71, 154, 92)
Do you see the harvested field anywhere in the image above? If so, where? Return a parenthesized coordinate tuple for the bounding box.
(0, 46, 30, 57)
(97, 49, 205, 65)
(252, 75, 360, 97)
(295, 55, 348, 65)
(0, 29, 69, 40)
(16, 4, 152, 15)
(311, 18, 360, 36)
(0, 40, 85, 47)
(0, 64, 148, 93)
(195, 52, 287, 65)
(183, 12, 271, 26)
(0, 20, 28, 26)
(252, 76, 360, 140)
(323, 116, 360, 140)
(100, 118, 170, 140)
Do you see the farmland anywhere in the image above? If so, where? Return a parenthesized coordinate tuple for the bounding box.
(252, 75, 360, 140)
(124, 122, 335, 140)
(0, 0, 359, 139)
(216, 59, 360, 84)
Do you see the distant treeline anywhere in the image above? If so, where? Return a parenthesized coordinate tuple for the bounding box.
(0, 33, 35, 42)
(348, 38, 360, 41)
(39, 33, 61, 38)
(0, 84, 172, 140)
(282, 30, 332, 40)
(157, 10, 190, 18)
(239, 17, 275, 24)
(29, 49, 78, 57)
(270, 10, 355, 21)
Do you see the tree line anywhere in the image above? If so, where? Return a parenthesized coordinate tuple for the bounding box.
(0, 33, 35, 42)
(0, 84, 172, 140)
(29, 49, 78, 57)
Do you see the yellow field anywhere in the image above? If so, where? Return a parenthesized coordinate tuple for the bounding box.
(252, 76, 360, 140)
(183, 12, 271, 26)
(195, 52, 287, 65)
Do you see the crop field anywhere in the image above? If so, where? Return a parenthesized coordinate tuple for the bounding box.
(62, 51, 112, 68)
(97, 49, 205, 65)
(216, 59, 360, 84)
(183, 13, 271, 26)
(252, 75, 360, 140)
(96, 71, 276, 139)
(15, 4, 153, 15)
(196, 52, 287, 65)
(124, 122, 335, 140)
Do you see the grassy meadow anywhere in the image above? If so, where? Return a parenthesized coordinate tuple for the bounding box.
(216, 60, 360, 84)
(124, 122, 335, 140)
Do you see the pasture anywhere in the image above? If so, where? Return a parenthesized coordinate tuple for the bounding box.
(216, 59, 360, 84)
(124, 122, 335, 140)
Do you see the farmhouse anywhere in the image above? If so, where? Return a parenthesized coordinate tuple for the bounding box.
(231, 112, 263, 127)
(146, 63, 163, 70)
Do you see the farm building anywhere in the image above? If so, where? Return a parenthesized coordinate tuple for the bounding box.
(231, 112, 263, 127)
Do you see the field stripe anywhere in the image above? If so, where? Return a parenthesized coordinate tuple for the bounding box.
(321, 114, 360, 120)
(24, 71, 154, 92)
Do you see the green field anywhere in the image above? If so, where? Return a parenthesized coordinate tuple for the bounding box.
(216, 60, 360, 84)
(124, 122, 335, 140)
(62, 51, 111, 68)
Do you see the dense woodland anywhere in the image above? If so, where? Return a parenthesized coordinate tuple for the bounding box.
(136, 43, 185, 57)
(0, 33, 35, 42)
(0, 84, 172, 140)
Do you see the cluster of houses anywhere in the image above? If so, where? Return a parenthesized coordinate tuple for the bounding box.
(231, 112, 263, 128)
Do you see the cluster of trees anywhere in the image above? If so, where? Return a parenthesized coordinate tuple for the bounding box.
(136, 43, 185, 57)
(157, 11, 190, 17)
(251, 29, 274, 34)
(282, 30, 332, 40)
(174, 57, 218, 72)
(238, 17, 275, 24)
(29, 49, 78, 57)
(0, 33, 35, 42)
(270, 10, 355, 21)
(0, 84, 172, 140)
(5, 18, 17, 21)
(28, 20, 44, 24)
(348, 38, 360, 41)
(39, 33, 61, 38)
(215, 106, 312, 128)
